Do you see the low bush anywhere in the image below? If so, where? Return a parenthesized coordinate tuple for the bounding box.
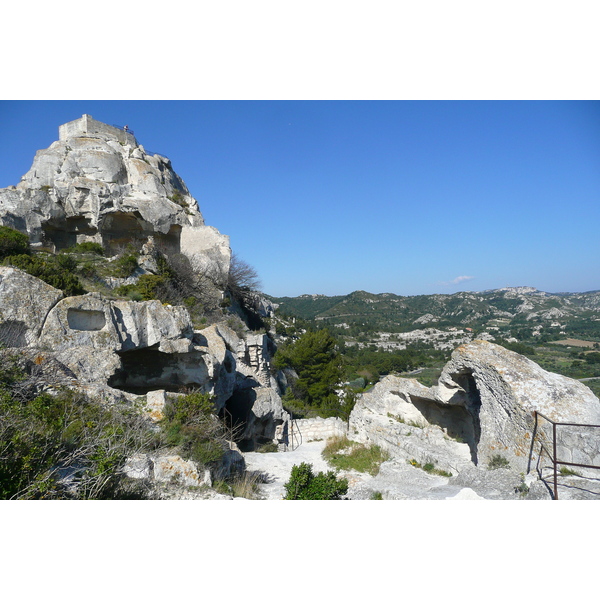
(283, 462, 348, 500)
(0, 225, 30, 260)
(109, 252, 139, 278)
(487, 454, 510, 470)
(160, 392, 227, 467)
(323, 436, 389, 476)
(3, 253, 85, 296)
(61, 242, 104, 256)
(0, 359, 157, 499)
(408, 458, 453, 477)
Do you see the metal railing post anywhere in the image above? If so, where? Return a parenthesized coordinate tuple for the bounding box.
(553, 421, 558, 500)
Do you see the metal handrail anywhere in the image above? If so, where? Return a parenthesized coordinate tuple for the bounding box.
(222, 406, 235, 450)
(287, 418, 303, 452)
(113, 124, 135, 135)
(533, 410, 600, 500)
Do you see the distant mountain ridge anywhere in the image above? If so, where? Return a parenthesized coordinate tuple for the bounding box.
(267, 287, 600, 336)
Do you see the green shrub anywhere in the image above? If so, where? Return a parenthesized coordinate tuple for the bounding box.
(487, 454, 510, 470)
(115, 274, 166, 301)
(0, 225, 30, 260)
(110, 252, 139, 278)
(408, 458, 453, 477)
(160, 392, 227, 467)
(283, 462, 348, 500)
(0, 363, 157, 499)
(323, 436, 389, 476)
(62, 241, 104, 256)
(3, 253, 85, 296)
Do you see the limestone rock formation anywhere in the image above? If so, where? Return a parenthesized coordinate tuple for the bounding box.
(0, 114, 288, 461)
(349, 375, 473, 475)
(0, 114, 231, 278)
(434, 340, 600, 472)
(349, 340, 600, 476)
(0, 266, 63, 347)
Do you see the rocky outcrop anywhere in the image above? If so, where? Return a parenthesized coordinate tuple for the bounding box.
(349, 375, 473, 475)
(349, 341, 600, 476)
(0, 266, 64, 347)
(434, 340, 600, 472)
(0, 266, 288, 453)
(0, 114, 231, 279)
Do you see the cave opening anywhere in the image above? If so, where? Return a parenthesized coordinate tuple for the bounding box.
(99, 212, 182, 257)
(42, 216, 96, 251)
(107, 345, 209, 394)
(220, 388, 257, 452)
(450, 370, 482, 464)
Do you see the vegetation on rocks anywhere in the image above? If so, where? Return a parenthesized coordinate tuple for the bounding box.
(283, 461, 348, 500)
(0, 356, 158, 499)
(160, 391, 228, 467)
(322, 436, 390, 476)
(3, 252, 86, 296)
(0, 225, 30, 260)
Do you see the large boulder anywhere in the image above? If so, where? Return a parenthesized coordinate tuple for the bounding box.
(348, 341, 600, 476)
(38, 293, 193, 353)
(0, 266, 63, 347)
(434, 340, 600, 472)
(348, 375, 473, 475)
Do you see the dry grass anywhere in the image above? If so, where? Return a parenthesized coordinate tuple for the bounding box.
(323, 436, 390, 476)
(549, 338, 597, 348)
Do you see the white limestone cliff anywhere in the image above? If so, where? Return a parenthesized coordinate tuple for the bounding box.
(0, 114, 231, 279)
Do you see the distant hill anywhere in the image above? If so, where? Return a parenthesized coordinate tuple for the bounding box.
(267, 288, 600, 340)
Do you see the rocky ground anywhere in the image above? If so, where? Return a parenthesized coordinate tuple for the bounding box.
(240, 440, 600, 500)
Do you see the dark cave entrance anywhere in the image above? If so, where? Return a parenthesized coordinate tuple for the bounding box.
(220, 388, 257, 452)
(42, 216, 96, 251)
(99, 212, 182, 256)
(450, 370, 482, 464)
(107, 345, 209, 394)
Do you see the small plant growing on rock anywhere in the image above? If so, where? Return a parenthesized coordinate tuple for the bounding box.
(408, 458, 452, 477)
(323, 436, 390, 476)
(488, 454, 510, 470)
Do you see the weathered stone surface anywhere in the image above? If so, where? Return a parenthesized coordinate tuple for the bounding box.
(145, 389, 169, 422)
(348, 341, 600, 479)
(348, 375, 473, 475)
(434, 340, 600, 472)
(0, 266, 63, 347)
(0, 114, 231, 278)
(153, 455, 211, 487)
(38, 293, 193, 353)
(236, 332, 275, 387)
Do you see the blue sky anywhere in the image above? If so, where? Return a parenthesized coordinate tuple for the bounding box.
(1, 100, 598, 297)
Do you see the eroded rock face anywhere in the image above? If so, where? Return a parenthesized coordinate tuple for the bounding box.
(349, 341, 600, 475)
(434, 340, 600, 472)
(0, 266, 63, 347)
(0, 114, 231, 279)
(348, 375, 473, 475)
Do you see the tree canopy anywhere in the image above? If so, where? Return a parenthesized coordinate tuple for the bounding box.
(273, 329, 343, 415)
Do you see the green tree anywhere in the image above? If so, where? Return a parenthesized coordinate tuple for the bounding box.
(273, 329, 342, 411)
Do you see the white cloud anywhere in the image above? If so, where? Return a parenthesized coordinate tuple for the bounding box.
(440, 275, 475, 286)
